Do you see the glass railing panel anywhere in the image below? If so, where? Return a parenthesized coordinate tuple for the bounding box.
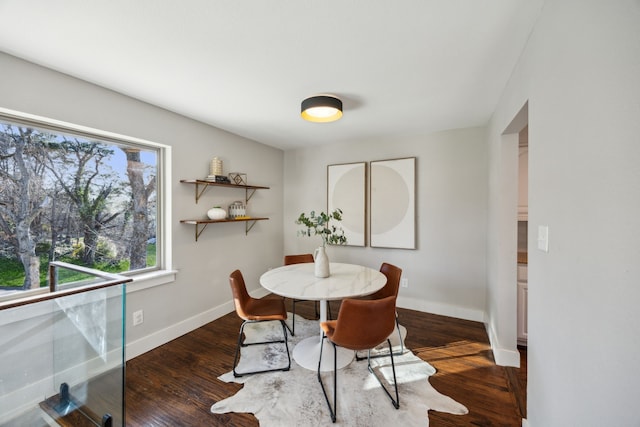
(1, 299, 57, 425)
(48, 283, 125, 426)
(0, 263, 128, 427)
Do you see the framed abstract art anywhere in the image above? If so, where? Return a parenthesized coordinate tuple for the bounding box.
(327, 162, 366, 247)
(370, 157, 416, 249)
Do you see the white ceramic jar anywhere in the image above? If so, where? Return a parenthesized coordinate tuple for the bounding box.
(207, 207, 227, 220)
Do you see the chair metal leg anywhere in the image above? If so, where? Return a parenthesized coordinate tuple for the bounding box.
(367, 339, 400, 409)
(289, 299, 332, 335)
(319, 336, 399, 422)
(288, 299, 296, 336)
(233, 319, 291, 377)
(282, 297, 295, 336)
(317, 334, 337, 423)
(356, 315, 403, 361)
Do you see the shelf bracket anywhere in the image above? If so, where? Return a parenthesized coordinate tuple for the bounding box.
(245, 220, 258, 235)
(194, 183, 210, 204)
(245, 188, 257, 203)
(195, 223, 208, 241)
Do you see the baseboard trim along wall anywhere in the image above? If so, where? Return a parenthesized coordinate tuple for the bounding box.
(486, 320, 521, 367)
(127, 291, 497, 363)
(396, 296, 525, 367)
(396, 295, 486, 323)
(126, 287, 270, 360)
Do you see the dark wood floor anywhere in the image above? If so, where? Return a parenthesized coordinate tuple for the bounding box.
(125, 297, 527, 426)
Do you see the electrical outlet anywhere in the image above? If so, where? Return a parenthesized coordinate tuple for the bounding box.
(133, 310, 144, 326)
(401, 278, 409, 288)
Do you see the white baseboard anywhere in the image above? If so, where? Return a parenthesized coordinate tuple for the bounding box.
(396, 296, 486, 323)
(396, 297, 524, 367)
(126, 301, 232, 360)
(485, 321, 521, 367)
(522, 418, 529, 427)
(127, 291, 492, 363)
(126, 286, 269, 360)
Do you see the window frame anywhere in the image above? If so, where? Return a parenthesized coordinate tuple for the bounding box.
(0, 107, 175, 302)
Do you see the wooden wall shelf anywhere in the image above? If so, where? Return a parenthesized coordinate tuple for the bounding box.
(180, 179, 270, 240)
(180, 218, 269, 241)
(180, 179, 269, 204)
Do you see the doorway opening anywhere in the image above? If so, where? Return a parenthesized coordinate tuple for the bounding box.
(501, 101, 529, 420)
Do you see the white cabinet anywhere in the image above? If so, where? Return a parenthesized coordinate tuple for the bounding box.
(517, 264, 528, 345)
(518, 147, 528, 220)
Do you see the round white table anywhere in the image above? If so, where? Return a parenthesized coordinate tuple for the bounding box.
(260, 262, 386, 371)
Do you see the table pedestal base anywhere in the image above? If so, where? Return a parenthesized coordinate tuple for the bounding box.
(293, 336, 354, 371)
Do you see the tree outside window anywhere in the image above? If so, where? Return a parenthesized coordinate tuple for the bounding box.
(0, 119, 158, 293)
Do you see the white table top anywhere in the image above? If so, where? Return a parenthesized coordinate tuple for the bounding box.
(260, 262, 386, 301)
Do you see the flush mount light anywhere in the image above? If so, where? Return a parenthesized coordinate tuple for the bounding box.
(301, 95, 343, 123)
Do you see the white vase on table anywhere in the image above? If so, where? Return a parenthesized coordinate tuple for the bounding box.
(313, 246, 330, 278)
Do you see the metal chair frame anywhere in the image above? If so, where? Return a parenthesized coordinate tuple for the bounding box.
(232, 318, 291, 377)
(355, 315, 404, 361)
(318, 335, 399, 423)
(287, 298, 332, 336)
(355, 262, 404, 361)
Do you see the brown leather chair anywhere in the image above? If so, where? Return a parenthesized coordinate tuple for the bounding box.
(283, 253, 322, 335)
(229, 269, 291, 377)
(318, 296, 400, 422)
(356, 262, 404, 360)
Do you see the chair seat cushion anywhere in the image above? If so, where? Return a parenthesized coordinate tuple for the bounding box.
(242, 298, 287, 321)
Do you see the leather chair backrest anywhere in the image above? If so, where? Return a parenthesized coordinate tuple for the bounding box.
(370, 262, 402, 300)
(284, 253, 314, 265)
(329, 296, 396, 351)
(229, 269, 251, 320)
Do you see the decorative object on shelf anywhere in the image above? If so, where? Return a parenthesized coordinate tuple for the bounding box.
(296, 209, 347, 277)
(228, 201, 246, 219)
(301, 95, 343, 123)
(180, 179, 270, 240)
(229, 172, 247, 186)
(205, 175, 231, 183)
(210, 157, 223, 176)
(207, 207, 227, 220)
(205, 157, 230, 183)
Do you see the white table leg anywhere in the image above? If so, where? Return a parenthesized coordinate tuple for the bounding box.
(292, 299, 354, 371)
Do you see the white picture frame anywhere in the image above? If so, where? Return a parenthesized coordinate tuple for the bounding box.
(327, 162, 366, 247)
(370, 157, 416, 249)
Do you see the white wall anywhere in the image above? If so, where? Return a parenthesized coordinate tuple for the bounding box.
(284, 128, 489, 321)
(487, 0, 640, 425)
(0, 52, 285, 357)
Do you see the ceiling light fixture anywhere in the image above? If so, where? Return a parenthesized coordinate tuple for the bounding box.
(301, 95, 343, 123)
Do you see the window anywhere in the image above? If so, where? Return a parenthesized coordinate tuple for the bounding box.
(0, 109, 170, 298)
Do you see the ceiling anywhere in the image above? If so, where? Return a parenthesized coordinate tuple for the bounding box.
(0, 1, 542, 150)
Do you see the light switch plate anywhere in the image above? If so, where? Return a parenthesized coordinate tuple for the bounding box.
(537, 225, 549, 252)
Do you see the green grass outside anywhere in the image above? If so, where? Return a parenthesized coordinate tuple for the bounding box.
(0, 257, 27, 287)
(0, 243, 157, 288)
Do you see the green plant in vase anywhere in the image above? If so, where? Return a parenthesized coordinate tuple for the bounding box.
(296, 209, 347, 277)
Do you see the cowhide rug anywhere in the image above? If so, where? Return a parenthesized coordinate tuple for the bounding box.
(211, 314, 468, 426)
